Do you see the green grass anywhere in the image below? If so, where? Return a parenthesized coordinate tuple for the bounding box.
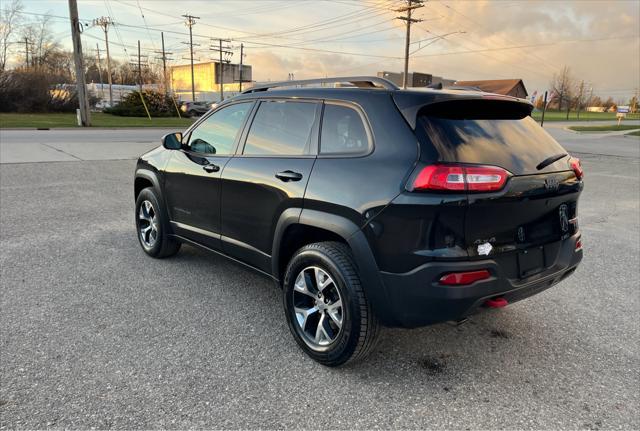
(531, 111, 640, 122)
(627, 130, 640, 137)
(0, 112, 194, 128)
(568, 124, 640, 132)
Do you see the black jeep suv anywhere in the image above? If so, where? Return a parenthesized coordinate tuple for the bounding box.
(134, 76, 583, 366)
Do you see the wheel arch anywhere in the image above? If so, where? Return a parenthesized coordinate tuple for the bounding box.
(134, 169, 161, 201)
(272, 208, 395, 326)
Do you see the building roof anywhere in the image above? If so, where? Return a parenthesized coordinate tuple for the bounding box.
(453, 79, 527, 96)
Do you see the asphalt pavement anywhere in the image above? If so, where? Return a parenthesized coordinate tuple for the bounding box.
(0, 125, 638, 429)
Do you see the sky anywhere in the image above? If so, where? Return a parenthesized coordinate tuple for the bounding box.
(10, 0, 640, 100)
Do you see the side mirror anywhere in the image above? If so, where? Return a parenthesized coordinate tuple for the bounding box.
(161, 132, 182, 150)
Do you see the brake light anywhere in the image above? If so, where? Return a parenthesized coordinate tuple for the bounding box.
(569, 157, 583, 180)
(439, 270, 490, 286)
(412, 164, 510, 192)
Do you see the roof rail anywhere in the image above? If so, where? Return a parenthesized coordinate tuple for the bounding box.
(241, 76, 399, 94)
(446, 85, 483, 92)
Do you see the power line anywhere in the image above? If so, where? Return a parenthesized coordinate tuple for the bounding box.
(412, 35, 639, 58)
(135, 0, 157, 51)
(431, 1, 560, 74)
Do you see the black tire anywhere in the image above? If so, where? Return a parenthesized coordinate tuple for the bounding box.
(283, 241, 380, 367)
(187, 110, 197, 117)
(135, 187, 181, 258)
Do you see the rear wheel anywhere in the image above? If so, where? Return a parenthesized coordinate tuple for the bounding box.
(283, 242, 380, 366)
(135, 187, 181, 258)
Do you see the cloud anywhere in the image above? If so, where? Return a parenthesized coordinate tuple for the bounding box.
(247, 51, 361, 82)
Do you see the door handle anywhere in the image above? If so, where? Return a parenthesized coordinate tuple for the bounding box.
(275, 170, 303, 182)
(203, 163, 220, 173)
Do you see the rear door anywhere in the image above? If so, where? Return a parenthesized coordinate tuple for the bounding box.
(416, 100, 582, 274)
(220, 99, 321, 273)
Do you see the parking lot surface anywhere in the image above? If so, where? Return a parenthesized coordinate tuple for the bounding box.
(0, 128, 639, 429)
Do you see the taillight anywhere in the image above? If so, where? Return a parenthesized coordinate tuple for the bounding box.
(569, 157, 583, 180)
(411, 164, 510, 192)
(439, 270, 491, 286)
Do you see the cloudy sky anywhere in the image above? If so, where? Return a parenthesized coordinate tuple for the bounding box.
(13, 0, 640, 100)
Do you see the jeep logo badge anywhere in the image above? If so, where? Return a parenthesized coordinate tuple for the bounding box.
(545, 177, 560, 191)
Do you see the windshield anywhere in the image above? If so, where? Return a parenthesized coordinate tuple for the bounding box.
(417, 115, 568, 175)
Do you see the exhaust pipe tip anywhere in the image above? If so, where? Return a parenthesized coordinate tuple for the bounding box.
(485, 297, 508, 308)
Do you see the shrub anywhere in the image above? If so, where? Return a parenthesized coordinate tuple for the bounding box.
(104, 90, 177, 117)
(0, 70, 98, 113)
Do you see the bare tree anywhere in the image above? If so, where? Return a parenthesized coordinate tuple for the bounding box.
(21, 15, 60, 69)
(549, 66, 575, 116)
(0, 0, 23, 71)
(603, 97, 615, 111)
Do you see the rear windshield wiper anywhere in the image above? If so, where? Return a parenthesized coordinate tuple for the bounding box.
(536, 153, 568, 171)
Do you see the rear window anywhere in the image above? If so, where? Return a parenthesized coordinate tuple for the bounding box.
(418, 113, 567, 175)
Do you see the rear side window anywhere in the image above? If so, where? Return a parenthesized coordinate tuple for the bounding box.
(243, 101, 317, 156)
(320, 104, 369, 155)
(418, 105, 566, 175)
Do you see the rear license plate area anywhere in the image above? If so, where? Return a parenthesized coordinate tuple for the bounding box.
(518, 246, 545, 278)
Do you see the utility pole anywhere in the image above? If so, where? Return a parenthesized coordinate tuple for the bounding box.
(24, 37, 29, 68)
(540, 90, 548, 127)
(210, 39, 232, 102)
(68, 0, 91, 126)
(96, 43, 102, 83)
(96, 43, 104, 101)
(93, 17, 113, 107)
(129, 40, 147, 93)
(155, 32, 173, 94)
(137, 40, 142, 93)
(182, 14, 199, 101)
(576, 80, 585, 119)
(219, 39, 223, 101)
(238, 43, 244, 92)
(396, 0, 424, 89)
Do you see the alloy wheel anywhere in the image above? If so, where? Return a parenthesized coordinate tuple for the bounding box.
(138, 200, 159, 248)
(292, 266, 344, 349)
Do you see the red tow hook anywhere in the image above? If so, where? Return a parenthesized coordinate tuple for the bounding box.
(485, 297, 508, 308)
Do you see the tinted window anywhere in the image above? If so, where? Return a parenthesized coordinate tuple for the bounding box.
(418, 115, 567, 175)
(320, 104, 368, 154)
(243, 101, 317, 156)
(188, 102, 251, 155)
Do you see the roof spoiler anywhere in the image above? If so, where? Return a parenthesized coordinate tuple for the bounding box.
(393, 92, 534, 129)
(242, 76, 399, 94)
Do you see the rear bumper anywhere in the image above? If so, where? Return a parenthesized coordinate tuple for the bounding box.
(376, 233, 583, 328)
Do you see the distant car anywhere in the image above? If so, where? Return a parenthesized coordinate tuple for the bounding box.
(134, 76, 584, 366)
(180, 101, 210, 117)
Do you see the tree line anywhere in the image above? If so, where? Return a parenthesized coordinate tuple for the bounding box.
(537, 66, 637, 116)
(0, 0, 163, 112)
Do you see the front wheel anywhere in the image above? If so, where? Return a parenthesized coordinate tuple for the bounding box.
(283, 242, 380, 366)
(135, 187, 181, 258)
